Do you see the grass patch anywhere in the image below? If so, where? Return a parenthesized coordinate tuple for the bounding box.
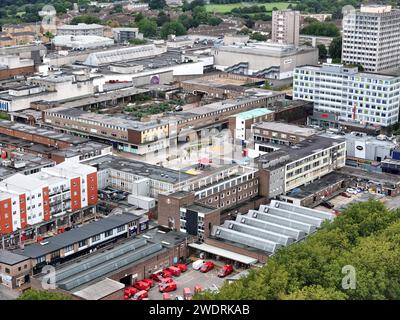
(205, 2, 293, 13)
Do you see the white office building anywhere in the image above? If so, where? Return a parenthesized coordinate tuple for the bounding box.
(342, 4, 400, 72)
(293, 63, 400, 127)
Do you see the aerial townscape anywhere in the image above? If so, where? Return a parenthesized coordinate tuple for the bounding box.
(1, 0, 400, 304)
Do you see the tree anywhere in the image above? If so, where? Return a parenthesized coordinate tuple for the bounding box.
(18, 289, 72, 300)
(107, 20, 120, 28)
(147, 0, 166, 10)
(317, 44, 328, 60)
(112, 4, 123, 14)
(135, 12, 145, 23)
(137, 17, 158, 38)
(44, 31, 54, 39)
(244, 18, 255, 29)
(70, 15, 102, 25)
(157, 11, 170, 27)
(160, 21, 187, 39)
(250, 32, 267, 42)
(281, 285, 347, 300)
(301, 22, 340, 37)
(329, 36, 342, 61)
(129, 38, 147, 45)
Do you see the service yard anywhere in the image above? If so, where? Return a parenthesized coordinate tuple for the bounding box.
(147, 264, 228, 300)
(315, 191, 386, 214)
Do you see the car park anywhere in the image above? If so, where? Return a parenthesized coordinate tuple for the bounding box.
(218, 264, 234, 278)
(200, 261, 214, 273)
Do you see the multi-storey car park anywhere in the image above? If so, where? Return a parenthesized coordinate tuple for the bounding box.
(293, 63, 400, 127)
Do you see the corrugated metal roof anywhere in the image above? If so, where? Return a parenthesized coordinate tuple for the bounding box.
(188, 243, 257, 265)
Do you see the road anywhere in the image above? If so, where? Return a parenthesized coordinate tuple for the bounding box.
(0, 286, 19, 300)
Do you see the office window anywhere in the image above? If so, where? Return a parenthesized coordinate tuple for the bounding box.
(105, 230, 113, 237)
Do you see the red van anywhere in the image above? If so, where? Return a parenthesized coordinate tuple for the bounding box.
(167, 266, 181, 276)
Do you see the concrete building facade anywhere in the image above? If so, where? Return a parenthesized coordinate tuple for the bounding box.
(272, 9, 300, 46)
(342, 4, 400, 72)
(293, 63, 400, 127)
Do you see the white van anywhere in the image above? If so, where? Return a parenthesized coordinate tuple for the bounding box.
(192, 259, 205, 270)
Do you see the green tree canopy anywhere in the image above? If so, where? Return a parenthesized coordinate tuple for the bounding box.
(301, 21, 340, 37)
(70, 15, 102, 25)
(160, 21, 187, 39)
(329, 36, 342, 61)
(137, 17, 158, 38)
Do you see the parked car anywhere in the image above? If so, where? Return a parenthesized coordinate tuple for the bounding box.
(183, 288, 193, 300)
(160, 277, 174, 284)
(218, 264, 234, 278)
(131, 290, 148, 300)
(124, 287, 138, 300)
(166, 266, 181, 276)
(142, 278, 154, 288)
(200, 261, 214, 273)
(159, 281, 177, 293)
(346, 188, 357, 194)
(192, 259, 205, 270)
(133, 280, 151, 291)
(321, 200, 334, 209)
(162, 269, 172, 278)
(175, 263, 188, 272)
(340, 192, 351, 198)
(162, 293, 172, 300)
(151, 270, 171, 282)
(150, 271, 164, 282)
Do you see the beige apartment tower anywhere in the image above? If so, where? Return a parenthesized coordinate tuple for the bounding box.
(272, 9, 300, 46)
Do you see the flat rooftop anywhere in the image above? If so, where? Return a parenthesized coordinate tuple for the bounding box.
(46, 107, 169, 131)
(14, 213, 141, 258)
(0, 250, 30, 265)
(254, 122, 317, 137)
(218, 42, 317, 57)
(83, 155, 194, 184)
(257, 135, 345, 165)
(0, 120, 88, 145)
(234, 108, 274, 120)
(286, 172, 349, 199)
